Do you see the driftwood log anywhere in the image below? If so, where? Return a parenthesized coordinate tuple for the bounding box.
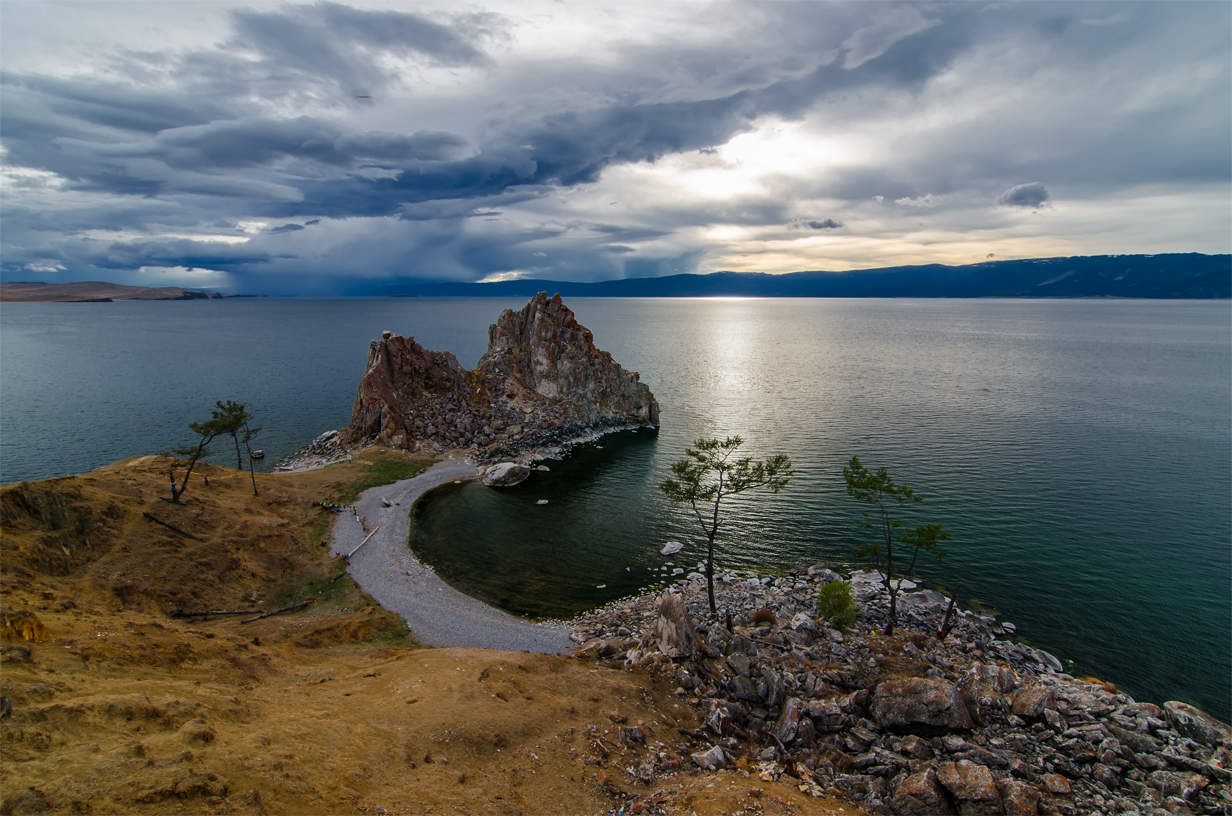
(170, 608, 260, 619)
(240, 599, 315, 624)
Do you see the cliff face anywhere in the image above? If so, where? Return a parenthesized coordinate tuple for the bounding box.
(342, 293, 659, 459)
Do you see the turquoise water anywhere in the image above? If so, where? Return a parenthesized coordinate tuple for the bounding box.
(1, 297, 1228, 719)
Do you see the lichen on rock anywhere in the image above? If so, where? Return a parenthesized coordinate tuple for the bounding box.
(341, 293, 659, 461)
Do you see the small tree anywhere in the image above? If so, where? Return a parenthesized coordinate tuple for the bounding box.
(211, 400, 253, 470)
(817, 580, 860, 633)
(843, 456, 949, 635)
(168, 419, 222, 503)
(661, 436, 792, 614)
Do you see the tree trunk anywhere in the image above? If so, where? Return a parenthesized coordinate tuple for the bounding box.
(705, 532, 717, 614)
(233, 435, 242, 469)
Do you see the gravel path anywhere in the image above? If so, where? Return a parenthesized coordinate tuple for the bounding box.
(330, 460, 575, 653)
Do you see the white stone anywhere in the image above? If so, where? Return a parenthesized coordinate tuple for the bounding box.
(660, 541, 684, 556)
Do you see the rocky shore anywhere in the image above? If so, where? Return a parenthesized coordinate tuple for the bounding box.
(573, 568, 1231, 815)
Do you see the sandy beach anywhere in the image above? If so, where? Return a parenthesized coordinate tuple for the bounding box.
(328, 459, 576, 653)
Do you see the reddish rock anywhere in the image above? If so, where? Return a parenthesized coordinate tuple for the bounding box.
(1011, 682, 1056, 720)
(892, 767, 956, 815)
(871, 677, 975, 733)
(1040, 773, 1071, 795)
(936, 761, 1003, 816)
(997, 778, 1039, 816)
(342, 293, 659, 458)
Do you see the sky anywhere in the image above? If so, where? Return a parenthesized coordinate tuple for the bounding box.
(0, 0, 1228, 295)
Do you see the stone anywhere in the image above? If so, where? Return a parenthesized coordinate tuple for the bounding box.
(653, 593, 698, 659)
(936, 761, 1003, 816)
(1011, 682, 1056, 720)
(481, 462, 531, 487)
(806, 698, 847, 732)
(1040, 772, 1071, 795)
(773, 697, 806, 744)
(691, 745, 725, 770)
(997, 778, 1040, 816)
(892, 767, 956, 815)
(807, 566, 842, 583)
(900, 734, 935, 759)
(342, 293, 659, 459)
(660, 541, 684, 556)
(872, 677, 975, 733)
(1163, 701, 1232, 747)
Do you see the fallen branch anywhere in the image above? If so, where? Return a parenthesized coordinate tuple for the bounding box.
(345, 525, 380, 560)
(240, 599, 315, 624)
(142, 512, 203, 541)
(170, 608, 260, 619)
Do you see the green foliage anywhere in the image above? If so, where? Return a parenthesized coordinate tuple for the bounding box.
(660, 435, 793, 613)
(843, 455, 950, 634)
(337, 457, 432, 502)
(817, 580, 860, 633)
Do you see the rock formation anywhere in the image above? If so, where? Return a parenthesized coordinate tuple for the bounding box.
(342, 293, 659, 460)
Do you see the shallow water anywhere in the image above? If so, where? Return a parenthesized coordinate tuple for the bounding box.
(2, 297, 1228, 719)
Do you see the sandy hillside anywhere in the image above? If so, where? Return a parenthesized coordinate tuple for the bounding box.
(0, 453, 857, 815)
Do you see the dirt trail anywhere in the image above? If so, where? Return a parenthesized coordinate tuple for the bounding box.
(330, 460, 575, 653)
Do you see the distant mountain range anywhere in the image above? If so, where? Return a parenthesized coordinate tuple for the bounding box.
(391, 253, 1230, 299)
(0, 281, 230, 302)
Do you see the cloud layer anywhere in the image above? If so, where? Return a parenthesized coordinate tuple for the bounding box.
(1, 0, 1228, 293)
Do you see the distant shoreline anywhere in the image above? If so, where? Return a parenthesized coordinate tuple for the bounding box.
(0, 281, 265, 302)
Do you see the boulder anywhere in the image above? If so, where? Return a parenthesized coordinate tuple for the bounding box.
(482, 462, 531, 487)
(872, 677, 975, 733)
(1010, 682, 1055, 720)
(773, 697, 806, 744)
(1163, 700, 1232, 747)
(936, 761, 1002, 816)
(892, 767, 956, 815)
(654, 593, 698, 659)
(997, 778, 1039, 816)
(660, 541, 684, 555)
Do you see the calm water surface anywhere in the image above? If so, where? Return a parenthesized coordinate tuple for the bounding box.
(1, 297, 1228, 719)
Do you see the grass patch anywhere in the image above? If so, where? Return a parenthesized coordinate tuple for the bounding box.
(306, 513, 332, 548)
(335, 456, 433, 503)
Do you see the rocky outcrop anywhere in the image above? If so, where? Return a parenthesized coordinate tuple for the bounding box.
(573, 569, 1231, 816)
(342, 293, 659, 461)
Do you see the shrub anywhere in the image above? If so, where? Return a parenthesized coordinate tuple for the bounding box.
(817, 580, 860, 633)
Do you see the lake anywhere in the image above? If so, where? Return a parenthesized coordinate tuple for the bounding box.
(1, 296, 1228, 720)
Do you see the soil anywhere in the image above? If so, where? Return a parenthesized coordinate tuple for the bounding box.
(0, 452, 859, 815)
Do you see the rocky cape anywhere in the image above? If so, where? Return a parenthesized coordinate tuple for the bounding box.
(341, 292, 659, 462)
(573, 568, 1231, 816)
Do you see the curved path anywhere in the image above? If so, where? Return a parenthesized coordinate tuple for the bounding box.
(330, 460, 575, 653)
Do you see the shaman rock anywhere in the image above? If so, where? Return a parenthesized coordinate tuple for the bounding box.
(342, 293, 659, 460)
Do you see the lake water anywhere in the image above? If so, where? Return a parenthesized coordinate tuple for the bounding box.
(1, 297, 1228, 720)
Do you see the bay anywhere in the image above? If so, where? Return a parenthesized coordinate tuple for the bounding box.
(1, 296, 1228, 720)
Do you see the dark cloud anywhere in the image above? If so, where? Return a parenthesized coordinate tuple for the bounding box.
(230, 2, 496, 92)
(795, 218, 843, 230)
(999, 182, 1051, 208)
(0, 1, 1227, 290)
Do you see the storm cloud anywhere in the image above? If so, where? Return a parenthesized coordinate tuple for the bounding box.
(0, 0, 1227, 293)
(999, 182, 1051, 209)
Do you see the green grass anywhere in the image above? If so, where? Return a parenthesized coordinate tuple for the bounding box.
(335, 457, 433, 503)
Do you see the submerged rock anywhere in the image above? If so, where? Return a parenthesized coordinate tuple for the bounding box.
(342, 293, 659, 461)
